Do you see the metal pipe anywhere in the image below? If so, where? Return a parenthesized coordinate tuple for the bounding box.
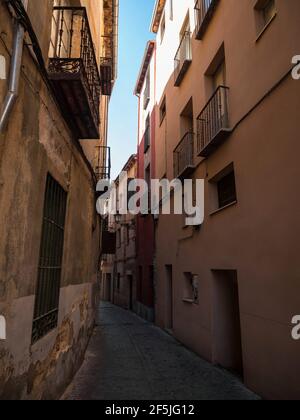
(0, 0, 28, 134)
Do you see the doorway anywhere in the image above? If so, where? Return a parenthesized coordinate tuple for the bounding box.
(165, 265, 173, 331)
(212, 270, 243, 378)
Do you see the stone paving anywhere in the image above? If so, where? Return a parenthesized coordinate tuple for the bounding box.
(63, 302, 259, 400)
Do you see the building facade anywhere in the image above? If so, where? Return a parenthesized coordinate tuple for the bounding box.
(101, 154, 138, 311)
(134, 41, 156, 322)
(147, 0, 300, 400)
(0, 0, 118, 399)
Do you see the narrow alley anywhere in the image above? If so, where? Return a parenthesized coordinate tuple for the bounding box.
(63, 303, 258, 401)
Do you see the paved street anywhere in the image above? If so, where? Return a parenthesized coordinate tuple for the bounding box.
(63, 302, 259, 400)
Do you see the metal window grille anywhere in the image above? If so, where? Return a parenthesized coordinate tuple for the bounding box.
(32, 175, 67, 344)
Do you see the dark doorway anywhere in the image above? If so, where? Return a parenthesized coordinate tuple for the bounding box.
(165, 265, 173, 331)
(212, 270, 243, 378)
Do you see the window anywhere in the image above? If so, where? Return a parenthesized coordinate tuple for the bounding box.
(144, 115, 150, 153)
(143, 69, 150, 109)
(160, 96, 167, 124)
(183, 273, 199, 304)
(217, 171, 237, 209)
(209, 164, 237, 213)
(160, 12, 166, 43)
(213, 60, 226, 91)
(255, 0, 276, 34)
(32, 174, 67, 344)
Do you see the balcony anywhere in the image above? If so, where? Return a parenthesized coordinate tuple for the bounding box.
(174, 132, 195, 179)
(94, 146, 111, 181)
(195, 0, 220, 40)
(100, 57, 113, 96)
(48, 7, 101, 139)
(197, 86, 231, 158)
(174, 32, 192, 87)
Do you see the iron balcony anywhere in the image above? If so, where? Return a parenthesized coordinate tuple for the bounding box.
(174, 32, 192, 87)
(195, 0, 220, 40)
(48, 7, 101, 139)
(197, 85, 231, 158)
(174, 131, 195, 179)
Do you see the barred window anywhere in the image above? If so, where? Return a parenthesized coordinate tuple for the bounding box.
(32, 175, 67, 344)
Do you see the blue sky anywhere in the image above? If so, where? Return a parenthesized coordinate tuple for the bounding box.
(108, 0, 155, 179)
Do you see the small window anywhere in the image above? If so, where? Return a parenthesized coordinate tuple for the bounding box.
(183, 273, 199, 304)
(160, 96, 167, 124)
(144, 115, 150, 153)
(160, 12, 166, 43)
(255, 0, 276, 33)
(209, 164, 237, 213)
(217, 171, 237, 209)
(143, 69, 150, 110)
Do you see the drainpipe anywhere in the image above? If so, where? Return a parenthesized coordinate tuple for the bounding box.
(0, 0, 28, 134)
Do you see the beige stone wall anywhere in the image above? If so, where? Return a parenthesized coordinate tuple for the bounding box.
(0, 0, 101, 399)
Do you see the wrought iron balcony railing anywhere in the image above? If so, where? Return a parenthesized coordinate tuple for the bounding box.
(197, 86, 231, 157)
(94, 146, 111, 181)
(174, 32, 192, 87)
(174, 131, 195, 179)
(48, 7, 101, 139)
(195, 0, 220, 40)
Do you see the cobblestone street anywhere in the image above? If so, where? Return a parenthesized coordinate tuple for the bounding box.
(63, 303, 259, 400)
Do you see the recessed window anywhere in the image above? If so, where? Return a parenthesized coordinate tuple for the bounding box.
(209, 164, 237, 213)
(143, 68, 150, 110)
(32, 174, 67, 344)
(183, 273, 199, 304)
(255, 0, 276, 34)
(160, 96, 167, 124)
(217, 171, 237, 209)
(144, 115, 150, 153)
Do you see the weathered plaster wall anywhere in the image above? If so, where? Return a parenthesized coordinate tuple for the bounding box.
(0, 0, 100, 399)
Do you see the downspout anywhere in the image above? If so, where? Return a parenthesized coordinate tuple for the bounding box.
(0, 0, 28, 134)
